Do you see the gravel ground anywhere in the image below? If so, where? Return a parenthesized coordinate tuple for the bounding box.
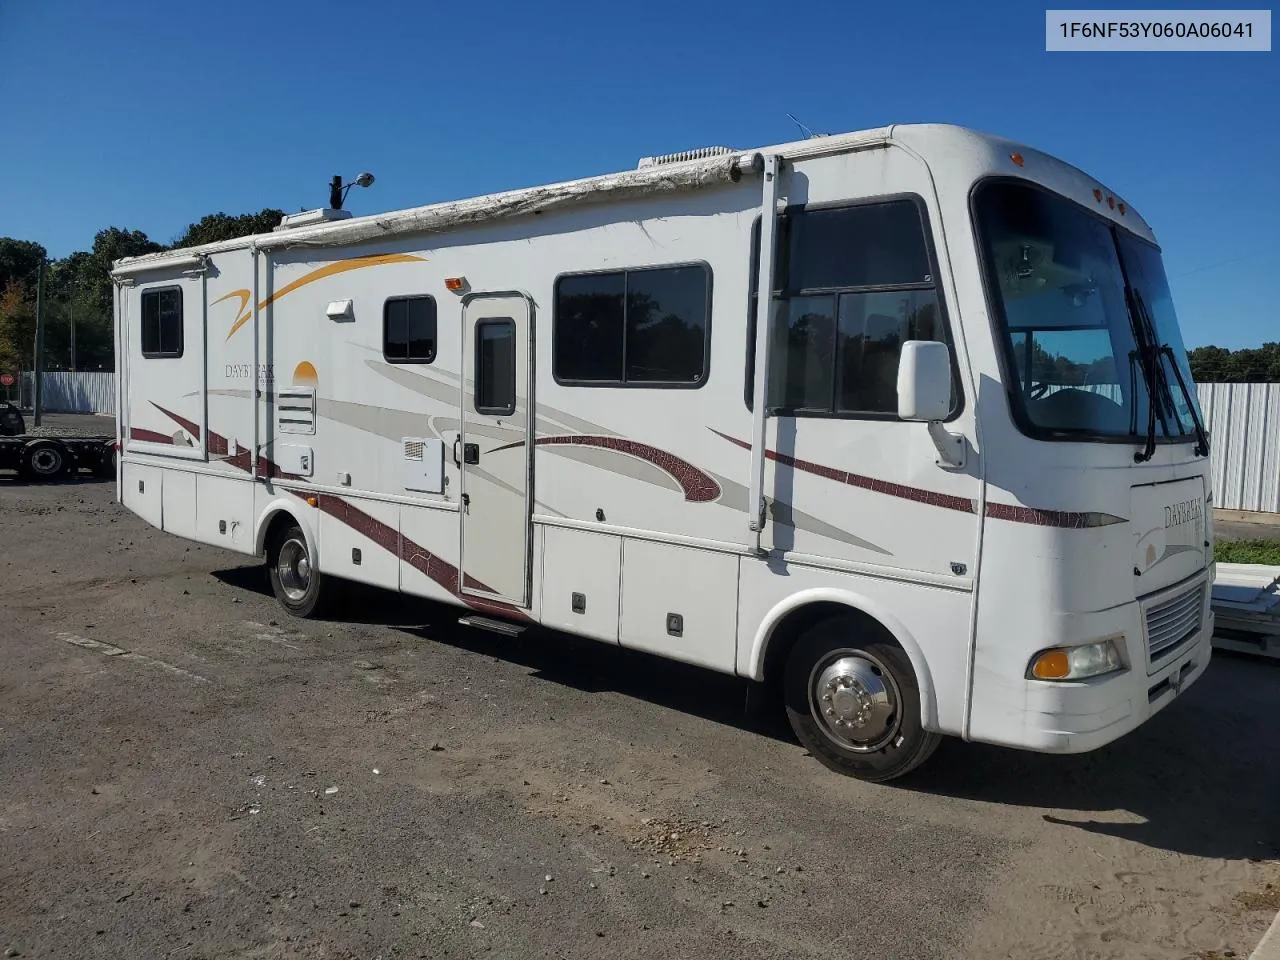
(5, 411, 116, 439)
(1, 477, 1278, 960)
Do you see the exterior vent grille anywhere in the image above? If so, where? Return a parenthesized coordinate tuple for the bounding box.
(404, 439, 424, 461)
(637, 145, 737, 169)
(276, 387, 316, 435)
(1144, 583, 1203, 665)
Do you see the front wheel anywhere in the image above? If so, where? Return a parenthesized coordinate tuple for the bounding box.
(266, 523, 334, 618)
(784, 618, 939, 782)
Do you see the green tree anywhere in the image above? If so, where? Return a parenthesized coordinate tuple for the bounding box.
(0, 281, 34, 375)
(172, 209, 285, 249)
(1189, 343, 1280, 382)
(79, 227, 166, 323)
(0, 238, 47, 294)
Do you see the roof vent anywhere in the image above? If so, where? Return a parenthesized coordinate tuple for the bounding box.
(637, 145, 738, 169)
(274, 208, 354, 232)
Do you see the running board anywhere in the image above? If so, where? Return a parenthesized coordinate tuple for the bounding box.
(457, 615, 526, 637)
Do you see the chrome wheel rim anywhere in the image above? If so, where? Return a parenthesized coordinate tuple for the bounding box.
(31, 449, 61, 474)
(808, 649, 901, 753)
(277, 537, 311, 602)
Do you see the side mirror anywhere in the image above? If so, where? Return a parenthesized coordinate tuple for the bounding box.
(897, 340, 953, 422)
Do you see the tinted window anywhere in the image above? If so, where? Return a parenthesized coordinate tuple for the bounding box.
(787, 201, 932, 291)
(747, 197, 956, 417)
(555, 264, 710, 386)
(474, 319, 516, 416)
(770, 296, 836, 410)
(554, 273, 624, 382)
(384, 296, 437, 363)
(140, 288, 183, 358)
(836, 289, 942, 414)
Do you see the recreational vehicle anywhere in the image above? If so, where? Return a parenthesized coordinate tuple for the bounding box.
(111, 123, 1213, 781)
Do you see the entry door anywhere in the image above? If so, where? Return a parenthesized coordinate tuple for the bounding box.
(459, 293, 533, 606)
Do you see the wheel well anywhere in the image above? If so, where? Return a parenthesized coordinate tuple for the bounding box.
(760, 602, 900, 690)
(260, 510, 301, 559)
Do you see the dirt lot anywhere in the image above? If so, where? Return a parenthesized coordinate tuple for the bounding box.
(1, 476, 1278, 960)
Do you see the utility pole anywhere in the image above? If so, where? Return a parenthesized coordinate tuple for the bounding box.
(33, 258, 44, 427)
(70, 300, 76, 372)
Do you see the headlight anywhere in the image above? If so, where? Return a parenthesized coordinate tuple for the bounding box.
(1027, 638, 1125, 681)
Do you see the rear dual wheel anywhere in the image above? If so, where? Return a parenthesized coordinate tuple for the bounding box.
(19, 441, 67, 482)
(783, 617, 939, 782)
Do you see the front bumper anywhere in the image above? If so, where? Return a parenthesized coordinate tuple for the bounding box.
(967, 579, 1214, 754)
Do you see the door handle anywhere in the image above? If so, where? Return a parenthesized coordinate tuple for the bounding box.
(463, 442, 480, 465)
(452, 436, 461, 467)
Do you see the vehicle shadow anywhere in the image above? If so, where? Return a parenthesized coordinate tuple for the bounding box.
(210, 568, 788, 736)
(208, 567, 1280, 862)
(902, 652, 1280, 862)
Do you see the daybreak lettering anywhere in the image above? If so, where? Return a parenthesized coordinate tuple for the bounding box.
(225, 363, 275, 382)
(1164, 499, 1203, 530)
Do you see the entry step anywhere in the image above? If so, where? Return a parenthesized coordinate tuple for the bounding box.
(458, 615, 526, 637)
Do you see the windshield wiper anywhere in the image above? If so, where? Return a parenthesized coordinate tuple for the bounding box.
(1158, 341, 1210, 458)
(1127, 348, 1155, 458)
(1128, 290, 1208, 461)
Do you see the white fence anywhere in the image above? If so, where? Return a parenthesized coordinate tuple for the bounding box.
(14, 372, 116, 416)
(1, 372, 1274, 515)
(1198, 382, 1280, 516)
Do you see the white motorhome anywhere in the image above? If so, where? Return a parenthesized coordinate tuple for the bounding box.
(111, 123, 1214, 781)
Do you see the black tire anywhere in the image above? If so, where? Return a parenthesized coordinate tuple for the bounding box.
(94, 443, 117, 478)
(19, 440, 68, 482)
(265, 522, 335, 618)
(783, 617, 940, 783)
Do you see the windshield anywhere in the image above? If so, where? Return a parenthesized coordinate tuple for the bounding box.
(974, 180, 1202, 443)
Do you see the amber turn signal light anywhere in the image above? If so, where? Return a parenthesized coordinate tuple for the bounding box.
(1030, 650, 1071, 679)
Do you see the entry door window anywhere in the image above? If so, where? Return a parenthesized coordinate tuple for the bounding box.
(474, 318, 516, 416)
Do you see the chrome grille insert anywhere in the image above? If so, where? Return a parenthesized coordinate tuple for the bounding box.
(1145, 584, 1203, 664)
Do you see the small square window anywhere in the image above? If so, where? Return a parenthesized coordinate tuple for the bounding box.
(140, 288, 184, 358)
(384, 295, 437, 363)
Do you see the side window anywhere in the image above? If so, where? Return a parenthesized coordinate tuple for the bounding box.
(383, 295, 437, 363)
(140, 288, 184, 358)
(746, 197, 956, 417)
(554, 264, 710, 386)
(474, 318, 516, 416)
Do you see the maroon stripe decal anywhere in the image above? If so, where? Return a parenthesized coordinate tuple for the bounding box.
(512, 435, 720, 503)
(709, 429, 1123, 529)
(129, 427, 174, 444)
(316, 494, 531, 622)
(148, 402, 530, 621)
(983, 503, 1124, 528)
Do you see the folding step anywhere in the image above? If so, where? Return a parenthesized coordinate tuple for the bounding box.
(457, 615, 526, 637)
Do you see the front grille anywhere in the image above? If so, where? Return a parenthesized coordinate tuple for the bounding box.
(1145, 584, 1204, 663)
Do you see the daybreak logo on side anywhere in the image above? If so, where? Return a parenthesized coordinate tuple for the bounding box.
(1164, 499, 1203, 530)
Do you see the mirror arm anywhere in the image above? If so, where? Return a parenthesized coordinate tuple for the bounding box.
(927, 421, 966, 470)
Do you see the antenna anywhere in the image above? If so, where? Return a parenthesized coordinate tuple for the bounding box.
(785, 113, 828, 139)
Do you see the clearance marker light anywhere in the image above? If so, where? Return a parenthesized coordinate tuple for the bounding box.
(1010, 152, 1025, 167)
(1107, 196, 1116, 209)
(445, 277, 467, 292)
(1093, 189, 1103, 202)
(305, 495, 319, 507)
(1118, 202, 1127, 215)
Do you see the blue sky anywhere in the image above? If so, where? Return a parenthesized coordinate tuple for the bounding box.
(1, 0, 1275, 348)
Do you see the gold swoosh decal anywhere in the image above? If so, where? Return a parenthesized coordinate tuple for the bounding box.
(219, 253, 427, 341)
